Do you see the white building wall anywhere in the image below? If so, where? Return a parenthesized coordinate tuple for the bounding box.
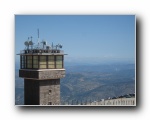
(87, 98, 135, 106)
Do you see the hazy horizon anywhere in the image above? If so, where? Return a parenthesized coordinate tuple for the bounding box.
(15, 15, 135, 64)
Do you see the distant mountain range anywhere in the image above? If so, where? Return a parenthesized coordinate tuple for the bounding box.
(15, 63, 135, 105)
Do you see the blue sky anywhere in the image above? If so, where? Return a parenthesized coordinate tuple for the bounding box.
(15, 15, 135, 64)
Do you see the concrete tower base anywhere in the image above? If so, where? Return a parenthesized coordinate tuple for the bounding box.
(24, 79, 60, 105)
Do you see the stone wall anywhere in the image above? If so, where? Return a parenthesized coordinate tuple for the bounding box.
(19, 69, 65, 80)
(39, 79, 60, 105)
(24, 79, 60, 105)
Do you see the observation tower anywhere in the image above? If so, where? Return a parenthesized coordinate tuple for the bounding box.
(17, 30, 67, 105)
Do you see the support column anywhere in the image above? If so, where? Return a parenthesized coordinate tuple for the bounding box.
(24, 79, 60, 105)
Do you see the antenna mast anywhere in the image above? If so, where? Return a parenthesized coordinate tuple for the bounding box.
(37, 29, 40, 47)
(38, 28, 39, 39)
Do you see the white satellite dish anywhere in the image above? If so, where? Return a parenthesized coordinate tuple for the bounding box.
(24, 41, 29, 46)
(41, 40, 47, 45)
(44, 41, 47, 45)
(57, 44, 62, 49)
(29, 40, 34, 45)
(59, 44, 62, 48)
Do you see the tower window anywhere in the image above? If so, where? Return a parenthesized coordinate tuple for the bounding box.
(39, 56, 46, 68)
(27, 55, 32, 68)
(56, 56, 63, 69)
(21, 55, 64, 69)
(21, 55, 26, 68)
(33, 56, 38, 68)
(48, 56, 55, 69)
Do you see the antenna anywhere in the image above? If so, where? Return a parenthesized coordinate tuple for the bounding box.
(24, 37, 30, 50)
(37, 29, 40, 48)
(52, 42, 53, 50)
(37, 29, 39, 38)
(59, 44, 62, 48)
(41, 40, 47, 49)
(28, 36, 33, 49)
(56, 44, 63, 50)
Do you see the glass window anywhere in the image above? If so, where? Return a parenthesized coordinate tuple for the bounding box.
(33, 56, 38, 68)
(27, 55, 32, 68)
(39, 56, 46, 69)
(27, 64, 32, 68)
(39, 64, 46, 68)
(33, 64, 38, 68)
(56, 60, 62, 64)
(40, 56, 46, 60)
(56, 64, 62, 69)
(48, 64, 55, 68)
(56, 56, 63, 69)
(27, 59, 32, 64)
(27, 56, 32, 59)
(56, 56, 62, 59)
(21, 55, 26, 68)
(33, 56, 38, 59)
(48, 55, 55, 69)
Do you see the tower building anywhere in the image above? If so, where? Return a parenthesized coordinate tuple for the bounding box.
(17, 33, 66, 105)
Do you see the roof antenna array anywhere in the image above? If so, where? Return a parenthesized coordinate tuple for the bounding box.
(24, 37, 34, 50)
(23, 29, 63, 53)
(24, 37, 29, 50)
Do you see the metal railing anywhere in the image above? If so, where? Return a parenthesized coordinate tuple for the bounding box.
(20, 49, 64, 54)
